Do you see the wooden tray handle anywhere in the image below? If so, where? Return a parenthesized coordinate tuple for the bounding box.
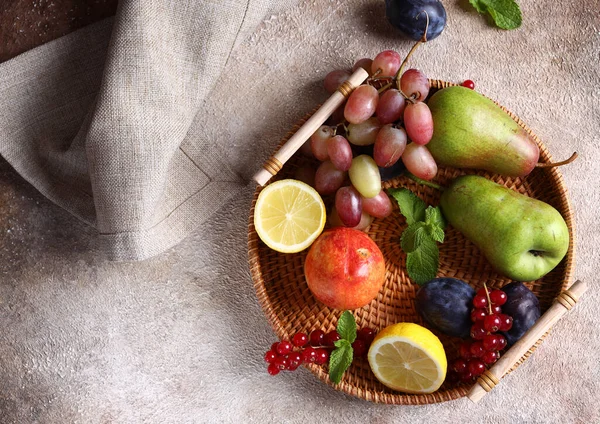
(253, 67, 369, 186)
(467, 280, 587, 403)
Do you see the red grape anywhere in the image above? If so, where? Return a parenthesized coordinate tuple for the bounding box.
(344, 84, 379, 124)
(326, 135, 353, 171)
(371, 50, 401, 77)
(401, 143, 438, 180)
(352, 58, 373, 74)
(328, 207, 373, 231)
(373, 124, 407, 167)
(324, 69, 351, 94)
(376, 88, 406, 124)
(310, 125, 334, 161)
(346, 117, 382, 146)
(314, 161, 346, 195)
(361, 190, 393, 218)
(400, 69, 430, 102)
(404, 102, 434, 145)
(335, 186, 363, 227)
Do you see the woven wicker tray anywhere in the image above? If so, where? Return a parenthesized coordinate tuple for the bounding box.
(247, 80, 575, 405)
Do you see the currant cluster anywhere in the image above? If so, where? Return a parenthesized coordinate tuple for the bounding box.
(451, 285, 513, 382)
(297, 49, 475, 230)
(264, 327, 376, 376)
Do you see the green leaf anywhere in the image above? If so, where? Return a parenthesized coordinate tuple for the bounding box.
(336, 311, 357, 343)
(387, 188, 426, 226)
(469, 0, 488, 13)
(329, 342, 353, 384)
(400, 222, 428, 253)
(406, 237, 439, 286)
(474, 0, 522, 30)
(425, 206, 446, 243)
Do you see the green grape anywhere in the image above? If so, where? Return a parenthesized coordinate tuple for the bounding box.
(348, 155, 381, 198)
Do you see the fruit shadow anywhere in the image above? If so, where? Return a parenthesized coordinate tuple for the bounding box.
(356, 1, 416, 46)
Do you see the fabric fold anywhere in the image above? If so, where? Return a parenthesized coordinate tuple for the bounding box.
(0, 0, 291, 260)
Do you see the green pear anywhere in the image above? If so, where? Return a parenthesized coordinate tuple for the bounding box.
(427, 86, 540, 177)
(440, 175, 569, 281)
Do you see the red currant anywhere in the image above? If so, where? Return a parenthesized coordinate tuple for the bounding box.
(264, 350, 278, 363)
(351, 339, 367, 358)
(301, 347, 318, 363)
(459, 341, 473, 359)
(482, 350, 499, 365)
(267, 362, 280, 376)
(472, 294, 488, 309)
(323, 331, 341, 347)
(287, 352, 303, 370)
(276, 340, 293, 356)
(498, 314, 513, 332)
(489, 290, 507, 306)
(274, 355, 289, 370)
(271, 342, 279, 352)
(496, 335, 508, 350)
(471, 308, 487, 322)
(309, 330, 325, 347)
(483, 314, 502, 332)
(292, 332, 308, 347)
(470, 322, 487, 340)
(314, 348, 330, 365)
(467, 359, 486, 376)
(460, 371, 474, 382)
(461, 79, 475, 90)
(452, 358, 468, 374)
(357, 327, 376, 345)
(482, 334, 502, 351)
(490, 304, 502, 314)
(470, 341, 485, 358)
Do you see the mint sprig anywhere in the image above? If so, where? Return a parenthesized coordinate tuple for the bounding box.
(328, 311, 356, 384)
(388, 188, 446, 286)
(469, 0, 522, 30)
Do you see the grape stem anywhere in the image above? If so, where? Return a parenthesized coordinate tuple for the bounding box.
(395, 10, 430, 98)
(406, 172, 444, 191)
(535, 152, 578, 168)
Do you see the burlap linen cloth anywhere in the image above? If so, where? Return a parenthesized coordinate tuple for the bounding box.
(0, 0, 291, 261)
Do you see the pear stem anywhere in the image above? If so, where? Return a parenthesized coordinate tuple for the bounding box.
(406, 173, 444, 191)
(535, 152, 578, 168)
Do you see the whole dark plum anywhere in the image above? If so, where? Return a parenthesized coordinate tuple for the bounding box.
(501, 282, 541, 346)
(415, 278, 475, 338)
(378, 160, 407, 181)
(385, 0, 447, 41)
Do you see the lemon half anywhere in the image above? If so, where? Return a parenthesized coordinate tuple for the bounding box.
(254, 179, 326, 253)
(367, 322, 447, 394)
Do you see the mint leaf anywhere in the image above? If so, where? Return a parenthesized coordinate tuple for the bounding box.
(483, 0, 522, 30)
(336, 311, 357, 343)
(400, 222, 428, 253)
(406, 237, 439, 286)
(425, 206, 446, 243)
(387, 188, 426, 225)
(471, 0, 522, 30)
(329, 342, 353, 384)
(469, 0, 488, 13)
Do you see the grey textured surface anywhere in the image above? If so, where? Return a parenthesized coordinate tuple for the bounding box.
(1, 0, 600, 422)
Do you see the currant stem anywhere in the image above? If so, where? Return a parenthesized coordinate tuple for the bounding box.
(535, 152, 578, 168)
(483, 282, 493, 315)
(406, 172, 444, 191)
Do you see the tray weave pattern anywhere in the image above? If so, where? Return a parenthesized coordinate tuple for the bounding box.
(247, 80, 575, 405)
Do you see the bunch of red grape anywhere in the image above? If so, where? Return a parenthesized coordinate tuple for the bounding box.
(297, 49, 475, 230)
(264, 327, 376, 376)
(451, 285, 513, 382)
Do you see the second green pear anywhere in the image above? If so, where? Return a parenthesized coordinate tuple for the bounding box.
(440, 175, 570, 282)
(427, 86, 540, 177)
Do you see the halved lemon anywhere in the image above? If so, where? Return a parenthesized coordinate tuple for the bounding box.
(254, 179, 326, 253)
(367, 322, 447, 394)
